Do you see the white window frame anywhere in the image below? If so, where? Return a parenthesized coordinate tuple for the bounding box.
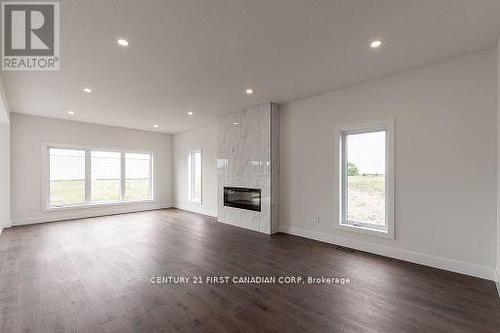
(42, 144, 154, 211)
(187, 149, 202, 204)
(335, 119, 395, 239)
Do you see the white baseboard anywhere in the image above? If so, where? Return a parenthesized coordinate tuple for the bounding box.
(11, 202, 173, 226)
(496, 270, 500, 299)
(0, 218, 12, 231)
(174, 204, 217, 217)
(279, 225, 495, 281)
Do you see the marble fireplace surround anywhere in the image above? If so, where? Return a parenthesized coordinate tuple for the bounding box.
(217, 103, 279, 234)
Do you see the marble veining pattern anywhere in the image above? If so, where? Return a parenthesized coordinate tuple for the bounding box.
(217, 103, 279, 234)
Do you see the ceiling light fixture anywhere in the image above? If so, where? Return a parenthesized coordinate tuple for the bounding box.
(187, 111, 193, 116)
(234, 122, 239, 125)
(82, 87, 92, 93)
(117, 38, 130, 47)
(154, 124, 159, 128)
(370, 40, 382, 49)
(245, 88, 254, 95)
(67, 110, 74, 115)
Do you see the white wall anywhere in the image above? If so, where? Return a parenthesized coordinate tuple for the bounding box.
(0, 76, 10, 231)
(497, 38, 500, 283)
(280, 49, 497, 280)
(0, 123, 10, 230)
(173, 123, 217, 217)
(10, 113, 173, 225)
(0, 78, 8, 123)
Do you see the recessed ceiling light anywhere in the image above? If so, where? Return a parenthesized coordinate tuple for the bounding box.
(154, 124, 159, 128)
(82, 87, 92, 93)
(245, 88, 254, 95)
(117, 38, 130, 47)
(370, 40, 382, 49)
(187, 111, 193, 116)
(67, 110, 74, 115)
(234, 122, 239, 125)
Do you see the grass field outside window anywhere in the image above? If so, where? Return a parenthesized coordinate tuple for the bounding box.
(347, 174, 385, 226)
(48, 147, 153, 208)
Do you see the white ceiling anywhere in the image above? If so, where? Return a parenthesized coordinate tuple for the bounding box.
(3, 0, 500, 133)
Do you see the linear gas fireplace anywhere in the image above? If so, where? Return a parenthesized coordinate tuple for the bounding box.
(223, 187, 261, 212)
(217, 103, 279, 234)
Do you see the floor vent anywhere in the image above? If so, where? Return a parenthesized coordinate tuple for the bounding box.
(334, 245, 355, 253)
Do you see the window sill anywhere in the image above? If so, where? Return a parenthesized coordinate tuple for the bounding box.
(44, 199, 155, 212)
(336, 222, 394, 239)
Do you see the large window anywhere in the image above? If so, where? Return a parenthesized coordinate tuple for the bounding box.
(49, 148, 86, 207)
(188, 150, 202, 203)
(338, 120, 394, 238)
(91, 151, 121, 202)
(125, 153, 152, 201)
(47, 147, 153, 208)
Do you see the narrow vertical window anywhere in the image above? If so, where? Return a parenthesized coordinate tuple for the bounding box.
(49, 148, 86, 207)
(91, 151, 121, 202)
(125, 153, 152, 201)
(188, 150, 202, 203)
(338, 120, 394, 237)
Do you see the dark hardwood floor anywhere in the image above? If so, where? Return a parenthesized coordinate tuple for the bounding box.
(0, 209, 499, 332)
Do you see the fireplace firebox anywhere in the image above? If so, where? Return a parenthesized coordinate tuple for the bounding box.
(223, 187, 261, 212)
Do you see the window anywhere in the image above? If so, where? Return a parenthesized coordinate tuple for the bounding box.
(91, 151, 121, 202)
(337, 120, 394, 238)
(188, 150, 202, 203)
(46, 146, 153, 208)
(125, 153, 152, 201)
(49, 148, 86, 207)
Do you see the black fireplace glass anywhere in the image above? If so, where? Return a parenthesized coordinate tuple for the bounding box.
(223, 187, 261, 212)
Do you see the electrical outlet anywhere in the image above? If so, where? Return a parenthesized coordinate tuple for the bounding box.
(314, 216, 320, 224)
